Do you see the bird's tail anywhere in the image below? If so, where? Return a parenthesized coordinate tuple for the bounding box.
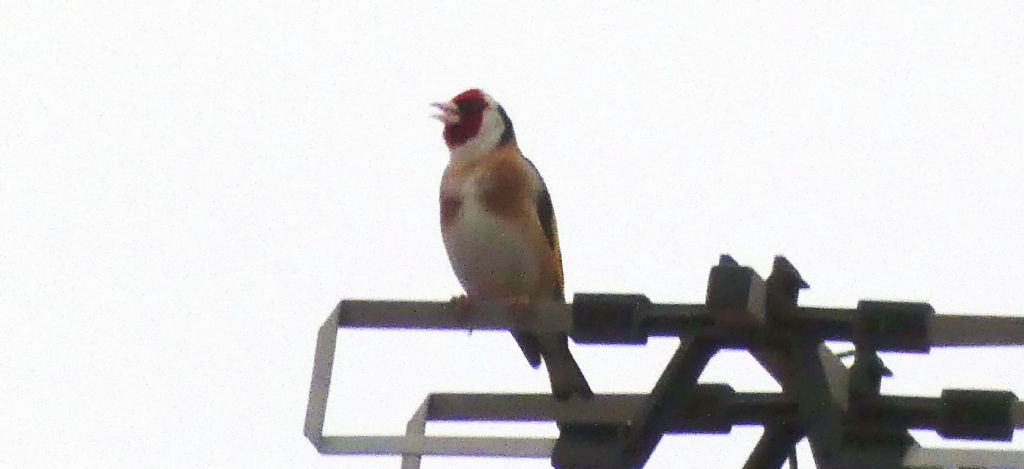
(540, 334, 593, 400)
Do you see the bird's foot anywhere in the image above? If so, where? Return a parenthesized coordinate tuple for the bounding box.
(449, 294, 474, 335)
(506, 294, 535, 327)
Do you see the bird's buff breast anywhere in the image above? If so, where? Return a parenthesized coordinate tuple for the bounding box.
(441, 185, 537, 298)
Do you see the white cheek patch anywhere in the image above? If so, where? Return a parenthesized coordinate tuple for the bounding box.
(450, 108, 505, 162)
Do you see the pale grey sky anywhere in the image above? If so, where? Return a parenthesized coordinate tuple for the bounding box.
(2, 3, 1022, 468)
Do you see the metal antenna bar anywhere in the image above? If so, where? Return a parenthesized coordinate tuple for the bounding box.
(743, 422, 802, 469)
(315, 435, 555, 457)
(337, 299, 575, 332)
(335, 300, 1024, 347)
(421, 392, 1024, 429)
(929, 314, 1024, 346)
(305, 305, 555, 464)
(425, 389, 790, 426)
(903, 446, 1024, 468)
(623, 336, 719, 467)
(306, 256, 1024, 469)
(787, 334, 851, 468)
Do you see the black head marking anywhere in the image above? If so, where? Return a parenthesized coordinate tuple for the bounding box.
(496, 104, 516, 145)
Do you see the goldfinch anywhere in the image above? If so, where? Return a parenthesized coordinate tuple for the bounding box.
(433, 88, 592, 400)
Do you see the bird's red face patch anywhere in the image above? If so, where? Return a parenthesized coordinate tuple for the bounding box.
(442, 89, 487, 148)
(452, 88, 485, 104)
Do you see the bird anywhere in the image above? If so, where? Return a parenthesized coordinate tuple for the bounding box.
(432, 88, 593, 400)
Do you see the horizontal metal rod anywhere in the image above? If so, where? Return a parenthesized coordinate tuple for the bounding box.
(338, 299, 574, 332)
(930, 314, 1024, 346)
(336, 299, 1024, 347)
(423, 392, 1024, 429)
(903, 446, 1024, 468)
(310, 435, 1024, 466)
(313, 435, 554, 457)
(424, 390, 792, 428)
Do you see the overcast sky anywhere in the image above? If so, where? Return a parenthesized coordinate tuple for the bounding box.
(2, 3, 1023, 468)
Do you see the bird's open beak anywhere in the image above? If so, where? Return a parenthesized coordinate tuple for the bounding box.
(431, 102, 460, 125)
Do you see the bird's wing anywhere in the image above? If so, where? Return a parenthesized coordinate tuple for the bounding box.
(522, 156, 564, 301)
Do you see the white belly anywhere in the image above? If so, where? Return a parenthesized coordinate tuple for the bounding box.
(442, 197, 536, 298)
